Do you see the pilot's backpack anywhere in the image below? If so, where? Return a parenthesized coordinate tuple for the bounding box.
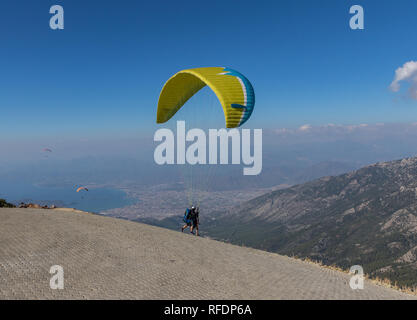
(183, 208, 191, 223)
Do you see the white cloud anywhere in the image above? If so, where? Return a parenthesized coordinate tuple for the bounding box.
(272, 123, 373, 136)
(298, 124, 312, 132)
(268, 123, 417, 148)
(274, 128, 290, 134)
(390, 61, 417, 99)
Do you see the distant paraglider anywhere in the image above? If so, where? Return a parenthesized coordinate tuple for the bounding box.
(75, 186, 89, 200)
(41, 148, 53, 158)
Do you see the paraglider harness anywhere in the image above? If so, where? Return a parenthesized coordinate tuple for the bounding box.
(183, 207, 199, 227)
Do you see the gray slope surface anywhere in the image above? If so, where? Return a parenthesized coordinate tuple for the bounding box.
(0, 208, 414, 299)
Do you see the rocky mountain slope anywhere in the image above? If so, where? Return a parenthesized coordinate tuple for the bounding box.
(201, 157, 417, 288)
(149, 157, 417, 289)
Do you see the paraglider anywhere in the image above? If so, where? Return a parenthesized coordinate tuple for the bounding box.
(41, 148, 53, 159)
(76, 187, 88, 193)
(75, 186, 89, 200)
(181, 205, 199, 236)
(156, 67, 258, 230)
(157, 67, 255, 128)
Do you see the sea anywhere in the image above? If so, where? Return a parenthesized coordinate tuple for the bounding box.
(0, 182, 135, 213)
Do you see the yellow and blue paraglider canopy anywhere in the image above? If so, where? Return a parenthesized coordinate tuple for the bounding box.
(157, 67, 255, 128)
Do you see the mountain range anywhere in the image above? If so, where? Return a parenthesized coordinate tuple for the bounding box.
(147, 157, 417, 288)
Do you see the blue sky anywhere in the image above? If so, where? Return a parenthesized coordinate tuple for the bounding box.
(1, 0, 417, 139)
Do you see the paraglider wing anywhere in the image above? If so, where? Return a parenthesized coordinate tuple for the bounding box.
(42, 148, 52, 152)
(157, 67, 255, 128)
(76, 187, 88, 192)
